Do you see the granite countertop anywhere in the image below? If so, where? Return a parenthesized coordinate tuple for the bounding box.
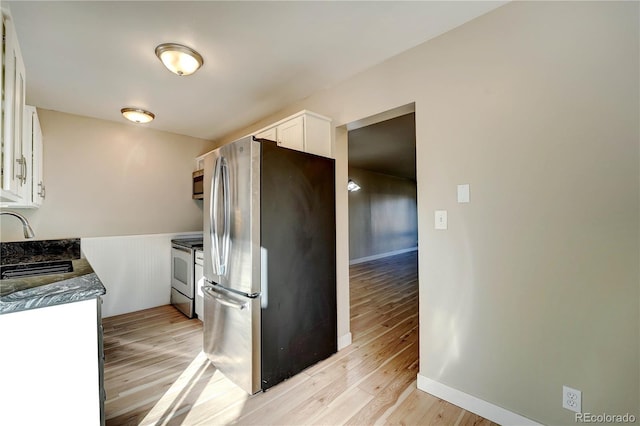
(0, 239, 106, 315)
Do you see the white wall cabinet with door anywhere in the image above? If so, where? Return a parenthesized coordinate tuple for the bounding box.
(1, 12, 28, 204)
(254, 110, 332, 158)
(0, 105, 45, 208)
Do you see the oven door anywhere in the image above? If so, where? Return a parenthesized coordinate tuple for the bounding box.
(171, 245, 194, 298)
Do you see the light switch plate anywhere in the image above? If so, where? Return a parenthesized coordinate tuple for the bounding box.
(457, 184, 470, 203)
(435, 210, 447, 230)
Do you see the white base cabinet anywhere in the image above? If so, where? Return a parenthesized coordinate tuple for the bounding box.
(0, 299, 104, 426)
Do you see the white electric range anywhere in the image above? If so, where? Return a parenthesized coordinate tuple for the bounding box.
(170, 238, 203, 318)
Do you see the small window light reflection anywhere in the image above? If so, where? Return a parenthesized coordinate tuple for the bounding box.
(347, 179, 361, 192)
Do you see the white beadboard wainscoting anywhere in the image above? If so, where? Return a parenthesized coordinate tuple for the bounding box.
(82, 232, 202, 318)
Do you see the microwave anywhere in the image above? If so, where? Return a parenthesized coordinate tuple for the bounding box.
(192, 169, 204, 199)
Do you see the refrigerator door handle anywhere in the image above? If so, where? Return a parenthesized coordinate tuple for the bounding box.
(203, 286, 247, 310)
(220, 156, 231, 276)
(210, 156, 223, 275)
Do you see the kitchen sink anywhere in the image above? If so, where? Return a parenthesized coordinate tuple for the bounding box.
(0, 260, 74, 280)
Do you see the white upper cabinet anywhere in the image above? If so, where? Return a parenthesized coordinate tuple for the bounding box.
(257, 115, 304, 152)
(0, 106, 45, 209)
(1, 13, 28, 204)
(0, 15, 2, 195)
(254, 111, 332, 158)
(254, 126, 277, 143)
(1, 11, 45, 208)
(197, 110, 333, 174)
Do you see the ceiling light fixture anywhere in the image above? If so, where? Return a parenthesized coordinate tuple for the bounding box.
(121, 108, 155, 124)
(155, 43, 204, 76)
(347, 179, 361, 192)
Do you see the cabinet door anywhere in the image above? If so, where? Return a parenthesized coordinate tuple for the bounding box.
(1, 106, 43, 209)
(29, 107, 44, 206)
(1, 17, 27, 200)
(276, 115, 304, 151)
(255, 126, 277, 142)
(0, 299, 102, 425)
(303, 114, 332, 158)
(2, 16, 18, 195)
(0, 20, 3, 154)
(14, 52, 27, 199)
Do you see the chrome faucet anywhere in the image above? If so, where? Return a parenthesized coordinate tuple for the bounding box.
(0, 211, 35, 239)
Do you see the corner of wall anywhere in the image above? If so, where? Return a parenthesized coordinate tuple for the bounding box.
(338, 332, 352, 351)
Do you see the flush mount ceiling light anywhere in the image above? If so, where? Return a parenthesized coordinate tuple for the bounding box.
(121, 108, 155, 124)
(347, 179, 361, 192)
(155, 43, 204, 76)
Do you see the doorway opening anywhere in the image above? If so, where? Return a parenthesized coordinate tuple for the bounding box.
(345, 102, 419, 375)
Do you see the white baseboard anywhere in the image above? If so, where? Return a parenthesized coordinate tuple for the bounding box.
(416, 374, 541, 426)
(349, 247, 418, 265)
(338, 332, 352, 350)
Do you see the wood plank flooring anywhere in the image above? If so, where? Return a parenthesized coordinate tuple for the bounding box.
(103, 251, 498, 425)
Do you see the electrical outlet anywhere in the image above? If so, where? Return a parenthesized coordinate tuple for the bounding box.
(562, 385, 582, 413)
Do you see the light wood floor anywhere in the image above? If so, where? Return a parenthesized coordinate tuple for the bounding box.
(103, 251, 498, 425)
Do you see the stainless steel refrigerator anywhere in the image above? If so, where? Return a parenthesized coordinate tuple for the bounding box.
(202, 135, 336, 394)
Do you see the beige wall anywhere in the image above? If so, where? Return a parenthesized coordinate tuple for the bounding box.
(348, 167, 417, 261)
(1, 109, 214, 241)
(217, 2, 639, 424)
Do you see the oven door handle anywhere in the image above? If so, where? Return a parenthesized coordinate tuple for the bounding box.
(204, 286, 247, 310)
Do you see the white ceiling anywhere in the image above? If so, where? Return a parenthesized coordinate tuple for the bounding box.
(7, 1, 505, 141)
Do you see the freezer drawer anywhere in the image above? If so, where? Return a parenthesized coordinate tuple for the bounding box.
(203, 284, 261, 394)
